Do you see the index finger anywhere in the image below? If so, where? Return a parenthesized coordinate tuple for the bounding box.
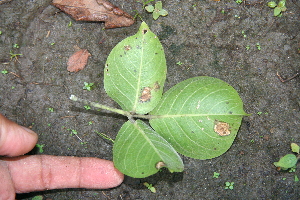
(4, 155, 124, 193)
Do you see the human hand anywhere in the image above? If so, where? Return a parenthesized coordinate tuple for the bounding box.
(0, 113, 124, 200)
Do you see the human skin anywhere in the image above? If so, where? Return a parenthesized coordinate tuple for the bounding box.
(0, 113, 124, 200)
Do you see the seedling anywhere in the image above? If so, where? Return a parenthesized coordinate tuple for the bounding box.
(268, 0, 287, 16)
(9, 50, 22, 61)
(274, 143, 299, 171)
(176, 61, 183, 65)
(68, 21, 73, 27)
(245, 45, 250, 50)
(84, 105, 91, 110)
(48, 107, 54, 112)
(225, 182, 234, 190)
(256, 43, 261, 50)
(143, 182, 156, 193)
(145, 1, 168, 20)
(70, 22, 247, 178)
(213, 172, 220, 178)
(235, 0, 243, 4)
(13, 43, 20, 48)
(241, 30, 247, 38)
(83, 82, 94, 91)
(35, 144, 45, 153)
(1, 69, 8, 74)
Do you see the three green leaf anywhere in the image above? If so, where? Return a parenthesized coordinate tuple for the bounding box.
(103, 22, 247, 178)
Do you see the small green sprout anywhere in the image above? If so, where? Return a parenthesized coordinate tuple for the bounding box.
(257, 111, 262, 115)
(11, 86, 15, 89)
(250, 139, 254, 143)
(48, 107, 54, 112)
(241, 30, 247, 38)
(282, 177, 287, 180)
(13, 43, 20, 48)
(9, 50, 22, 61)
(143, 182, 156, 193)
(256, 43, 261, 50)
(35, 144, 45, 153)
(268, 0, 287, 16)
(245, 45, 250, 50)
(71, 129, 78, 135)
(1, 69, 8, 74)
(50, 42, 55, 46)
(213, 172, 220, 178)
(225, 182, 234, 190)
(0, 31, 2, 35)
(84, 105, 91, 110)
(68, 21, 73, 27)
(295, 175, 299, 182)
(88, 121, 93, 125)
(47, 123, 51, 126)
(235, 0, 243, 4)
(145, 1, 168, 20)
(176, 61, 183, 65)
(83, 82, 94, 91)
(221, 9, 225, 14)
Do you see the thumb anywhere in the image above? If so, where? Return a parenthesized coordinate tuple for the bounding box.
(0, 114, 38, 156)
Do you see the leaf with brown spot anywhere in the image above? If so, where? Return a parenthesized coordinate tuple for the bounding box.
(52, 0, 135, 29)
(67, 49, 91, 72)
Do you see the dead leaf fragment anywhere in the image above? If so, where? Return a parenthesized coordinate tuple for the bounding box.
(67, 49, 91, 72)
(52, 0, 135, 28)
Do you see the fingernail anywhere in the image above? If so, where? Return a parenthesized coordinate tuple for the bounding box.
(20, 126, 36, 135)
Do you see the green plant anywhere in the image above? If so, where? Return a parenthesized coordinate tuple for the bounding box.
(9, 50, 22, 60)
(70, 22, 247, 178)
(268, 0, 287, 16)
(235, 0, 243, 4)
(13, 43, 20, 48)
(143, 182, 156, 193)
(274, 143, 299, 171)
(84, 105, 91, 110)
(213, 172, 220, 178)
(1, 69, 8, 74)
(145, 1, 168, 20)
(256, 43, 261, 50)
(225, 182, 234, 189)
(48, 107, 54, 112)
(35, 144, 45, 153)
(83, 82, 94, 91)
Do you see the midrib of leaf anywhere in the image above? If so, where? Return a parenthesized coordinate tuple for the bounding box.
(132, 36, 145, 112)
(133, 121, 166, 161)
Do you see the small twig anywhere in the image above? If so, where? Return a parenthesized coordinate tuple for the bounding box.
(277, 72, 300, 82)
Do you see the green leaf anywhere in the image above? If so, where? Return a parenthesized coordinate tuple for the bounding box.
(274, 7, 282, 16)
(291, 143, 300, 154)
(104, 22, 167, 114)
(113, 120, 184, 178)
(145, 5, 154, 12)
(149, 76, 247, 159)
(274, 154, 298, 170)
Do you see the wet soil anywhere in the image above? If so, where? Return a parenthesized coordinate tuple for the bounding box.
(1, 0, 300, 199)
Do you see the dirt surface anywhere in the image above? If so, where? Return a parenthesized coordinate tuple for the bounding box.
(1, 0, 300, 199)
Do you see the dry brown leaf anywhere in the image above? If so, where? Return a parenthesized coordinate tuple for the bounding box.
(67, 49, 91, 72)
(52, 0, 135, 29)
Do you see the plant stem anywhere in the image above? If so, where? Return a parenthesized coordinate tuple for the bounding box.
(70, 95, 130, 116)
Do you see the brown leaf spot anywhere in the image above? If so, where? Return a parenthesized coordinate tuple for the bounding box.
(155, 161, 165, 169)
(140, 87, 151, 102)
(67, 49, 91, 72)
(52, 0, 135, 29)
(214, 121, 231, 136)
(153, 81, 160, 90)
(124, 45, 131, 51)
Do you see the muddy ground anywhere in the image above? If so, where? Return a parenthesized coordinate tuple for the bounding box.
(1, 0, 300, 199)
